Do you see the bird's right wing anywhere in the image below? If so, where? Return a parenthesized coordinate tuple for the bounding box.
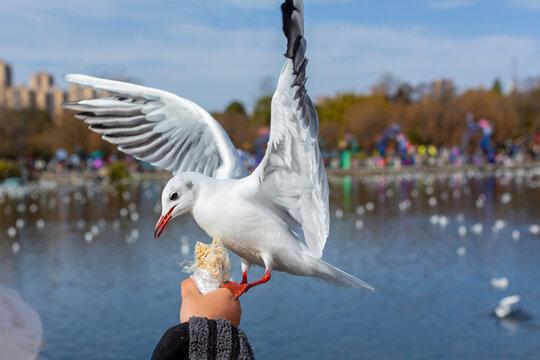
(248, 0, 329, 259)
(63, 75, 248, 179)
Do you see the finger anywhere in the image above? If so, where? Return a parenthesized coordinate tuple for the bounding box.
(180, 278, 200, 298)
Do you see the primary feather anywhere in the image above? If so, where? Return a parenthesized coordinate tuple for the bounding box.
(250, 0, 329, 259)
(63, 75, 247, 179)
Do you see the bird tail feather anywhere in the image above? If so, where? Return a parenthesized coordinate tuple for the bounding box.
(305, 255, 374, 291)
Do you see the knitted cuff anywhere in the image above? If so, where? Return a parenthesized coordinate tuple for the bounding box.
(188, 317, 254, 359)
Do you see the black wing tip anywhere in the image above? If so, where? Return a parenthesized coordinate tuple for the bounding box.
(281, 0, 304, 61)
(281, 0, 311, 120)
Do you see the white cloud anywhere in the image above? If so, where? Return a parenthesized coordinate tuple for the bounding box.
(509, 0, 540, 9)
(1, 0, 118, 21)
(426, 0, 475, 9)
(307, 22, 538, 96)
(1, 1, 539, 111)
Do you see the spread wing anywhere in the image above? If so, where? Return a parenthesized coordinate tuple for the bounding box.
(63, 75, 248, 179)
(249, 0, 329, 258)
(499, 295, 521, 308)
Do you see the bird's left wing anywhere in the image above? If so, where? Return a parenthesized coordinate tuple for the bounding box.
(248, 0, 329, 258)
(63, 75, 248, 179)
(499, 295, 521, 307)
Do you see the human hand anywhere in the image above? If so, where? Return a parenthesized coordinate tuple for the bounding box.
(180, 278, 242, 326)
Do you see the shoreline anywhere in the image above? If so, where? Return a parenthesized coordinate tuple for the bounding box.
(326, 163, 540, 178)
(32, 163, 540, 184)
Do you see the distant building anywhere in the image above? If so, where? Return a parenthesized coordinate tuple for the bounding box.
(51, 88, 67, 125)
(35, 89, 52, 112)
(28, 71, 55, 114)
(0, 61, 109, 122)
(29, 72, 53, 93)
(0, 61, 13, 106)
(5, 84, 36, 109)
(430, 78, 454, 102)
(67, 84, 98, 102)
(0, 61, 12, 88)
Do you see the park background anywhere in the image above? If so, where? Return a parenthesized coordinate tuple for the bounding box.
(1, 1, 540, 359)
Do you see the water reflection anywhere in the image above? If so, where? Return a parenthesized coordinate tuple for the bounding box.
(0, 167, 539, 359)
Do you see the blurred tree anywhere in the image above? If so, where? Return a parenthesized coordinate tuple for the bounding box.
(514, 81, 540, 133)
(252, 95, 273, 126)
(491, 78, 503, 95)
(54, 110, 119, 155)
(1, 75, 538, 160)
(0, 109, 53, 158)
(371, 73, 400, 98)
(392, 83, 414, 103)
(225, 101, 247, 116)
(316, 93, 363, 126)
(215, 101, 254, 150)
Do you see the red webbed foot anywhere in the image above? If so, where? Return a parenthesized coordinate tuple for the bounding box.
(221, 281, 249, 299)
(221, 270, 271, 299)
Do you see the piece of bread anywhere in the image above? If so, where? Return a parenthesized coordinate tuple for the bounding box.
(187, 238, 231, 294)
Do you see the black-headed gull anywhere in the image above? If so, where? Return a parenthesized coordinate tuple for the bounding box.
(64, 0, 373, 297)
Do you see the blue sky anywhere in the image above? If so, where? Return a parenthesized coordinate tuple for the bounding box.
(1, 0, 539, 111)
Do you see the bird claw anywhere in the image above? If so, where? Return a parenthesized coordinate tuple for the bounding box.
(221, 281, 249, 299)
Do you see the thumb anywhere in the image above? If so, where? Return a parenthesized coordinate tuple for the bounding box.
(181, 278, 200, 299)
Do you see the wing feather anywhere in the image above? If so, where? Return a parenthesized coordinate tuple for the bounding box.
(249, 0, 329, 258)
(63, 75, 248, 179)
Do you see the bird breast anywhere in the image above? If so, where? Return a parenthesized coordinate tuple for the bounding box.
(192, 187, 290, 265)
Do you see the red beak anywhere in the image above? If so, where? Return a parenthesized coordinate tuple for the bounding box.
(154, 205, 177, 238)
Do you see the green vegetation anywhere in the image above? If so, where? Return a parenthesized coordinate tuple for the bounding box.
(225, 101, 247, 115)
(252, 96, 273, 126)
(0, 77, 539, 158)
(0, 159, 22, 181)
(491, 78, 503, 95)
(106, 160, 130, 183)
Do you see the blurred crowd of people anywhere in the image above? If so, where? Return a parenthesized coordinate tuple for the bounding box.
(322, 132, 540, 170)
(3, 126, 540, 182)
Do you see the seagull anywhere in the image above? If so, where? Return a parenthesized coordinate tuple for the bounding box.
(490, 276, 509, 291)
(63, 0, 373, 297)
(494, 295, 520, 319)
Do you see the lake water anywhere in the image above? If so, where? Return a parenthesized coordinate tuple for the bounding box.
(1, 169, 539, 359)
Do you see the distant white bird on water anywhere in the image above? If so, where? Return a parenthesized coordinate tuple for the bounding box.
(490, 276, 508, 291)
(528, 224, 540, 235)
(63, 0, 373, 297)
(494, 295, 521, 319)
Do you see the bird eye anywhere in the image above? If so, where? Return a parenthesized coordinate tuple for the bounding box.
(170, 192, 179, 201)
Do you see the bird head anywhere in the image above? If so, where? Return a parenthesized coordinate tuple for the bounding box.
(154, 174, 198, 238)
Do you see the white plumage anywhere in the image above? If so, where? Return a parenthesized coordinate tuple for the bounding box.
(64, 0, 373, 296)
(495, 295, 521, 319)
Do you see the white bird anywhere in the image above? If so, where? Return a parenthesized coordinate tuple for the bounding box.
(528, 224, 540, 235)
(495, 295, 520, 319)
(64, 0, 373, 297)
(490, 276, 508, 291)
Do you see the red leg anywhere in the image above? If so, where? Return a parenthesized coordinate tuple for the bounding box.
(245, 269, 271, 291)
(221, 270, 271, 299)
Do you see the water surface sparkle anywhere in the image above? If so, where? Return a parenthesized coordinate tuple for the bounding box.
(1, 171, 539, 359)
